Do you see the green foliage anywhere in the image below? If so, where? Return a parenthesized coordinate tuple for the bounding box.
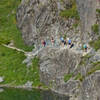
(88, 62, 100, 75)
(63, 34, 67, 39)
(89, 37, 100, 51)
(96, 9, 100, 14)
(60, 0, 64, 2)
(0, 36, 10, 45)
(59, 1, 80, 20)
(0, 45, 40, 86)
(64, 73, 73, 82)
(74, 73, 83, 82)
(91, 24, 99, 35)
(72, 23, 79, 28)
(0, 0, 34, 51)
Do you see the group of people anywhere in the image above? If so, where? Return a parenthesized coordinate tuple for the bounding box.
(60, 37, 74, 48)
(41, 36, 88, 52)
(41, 37, 55, 47)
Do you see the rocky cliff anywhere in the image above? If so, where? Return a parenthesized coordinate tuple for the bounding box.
(16, 0, 100, 100)
(76, 0, 100, 42)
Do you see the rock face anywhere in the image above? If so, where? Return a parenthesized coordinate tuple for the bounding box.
(76, 0, 99, 42)
(76, 0, 100, 42)
(38, 47, 81, 85)
(16, 0, 81, 45)
(38, 46, 100, 100)
(16, 0, 100, 100)
(17, 0, 100, 45)
(80, 71, 100, 100)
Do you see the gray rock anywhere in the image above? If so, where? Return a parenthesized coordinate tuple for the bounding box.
(0, 77, 4, 83)
(24, 81, 33, 87)
(16, 0, 81, 46)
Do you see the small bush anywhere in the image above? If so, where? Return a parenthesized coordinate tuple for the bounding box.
(0, 36, 10, 45)
(60, 1, 80, 20)
(72, 23, 79, 28)
(89, 37, 100, 51)
(96, 9, 100, 14)
(64, 73, 73, 82)
(91, 24, 99, 35)
(88, 62, 100, 75)
(74, 73, 83, 82)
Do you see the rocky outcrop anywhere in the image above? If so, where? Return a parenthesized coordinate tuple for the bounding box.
(38, 46, 81, 99)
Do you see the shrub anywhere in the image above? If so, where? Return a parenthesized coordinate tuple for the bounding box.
(88, 62, 100, 75)
(60, 0, 80, 20)
(74, 73, 83, 82)
(96, 9, 100, 14)
(72, 23, 79, 28)
(64, 73, 73, 82)
(0, 36, 10, 45)
(89, 37, 100, 51)
(91, 24, 99, 35)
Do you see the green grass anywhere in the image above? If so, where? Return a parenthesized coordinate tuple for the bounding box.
(89, 37, 100, 51)
(0, 45, 40, 86)
(88, 62, 100, 75)
(0, 0, 34, 51)
(91, 24, 99, 35)
(59, 0, 80, 20)
(64, 73, 73, 82)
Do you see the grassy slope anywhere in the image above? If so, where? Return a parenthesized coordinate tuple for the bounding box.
(0, 0, 34, 51)
(0, 0, 40, 87)
(0, 45, 40, 86)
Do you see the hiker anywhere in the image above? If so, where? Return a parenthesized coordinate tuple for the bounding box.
(60, 37, 66, 46)
(60, 37, 64, 43)
(70, 43, 74, 48)
(68, 39, 71, 45)
(64, 40, 67, 45)
(51, 37, 55, 46)
(41, 40, 46, 47)
(83, 44, 87, 52)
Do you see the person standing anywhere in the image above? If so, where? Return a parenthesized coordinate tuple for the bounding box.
(83, 44, 87, 52)
(51, 37, 55, 46)
(41, 40, 46, 47)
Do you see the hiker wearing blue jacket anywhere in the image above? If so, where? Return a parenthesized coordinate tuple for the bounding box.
(68, 39, 71, 45)
(60, 37, 64, 43)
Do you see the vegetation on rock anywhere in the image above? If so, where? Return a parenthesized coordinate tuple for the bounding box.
(88, 62, 100, 75)
(64, 73, 73, 82)
(89, 37, 100, 51)
(74, 73, 84, 82)
(96, 9, 100, 14)
(91, 24, 99, 35)
(60, 0, 80, 20)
